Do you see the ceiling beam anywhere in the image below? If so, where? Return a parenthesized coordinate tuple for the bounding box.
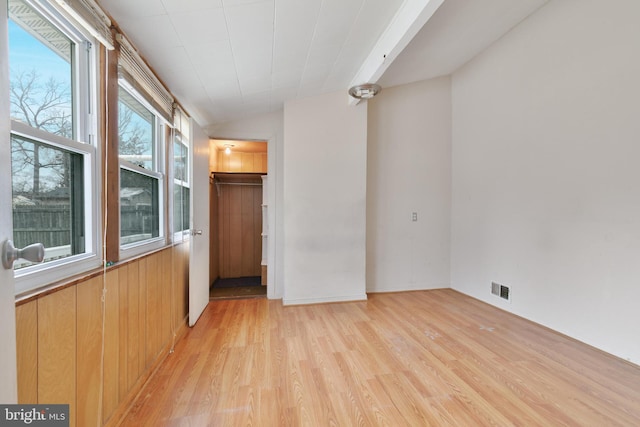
(348, 0, 445, 104)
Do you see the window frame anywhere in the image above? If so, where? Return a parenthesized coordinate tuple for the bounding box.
(172, 119, 191, 243)
(117, 80, 167, 259)
(8, 0, 102, 294)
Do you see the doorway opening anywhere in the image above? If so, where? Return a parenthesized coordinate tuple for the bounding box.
(209, 140, 267, 299)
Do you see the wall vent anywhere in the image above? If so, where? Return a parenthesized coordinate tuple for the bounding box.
(491, 282, 510, 301)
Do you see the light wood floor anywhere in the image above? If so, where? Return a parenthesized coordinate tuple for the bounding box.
(119, 289, 640, 426)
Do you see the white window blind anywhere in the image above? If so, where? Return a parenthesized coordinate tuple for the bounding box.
(117, 33, 174, 123)
(54, 0, 114, 49)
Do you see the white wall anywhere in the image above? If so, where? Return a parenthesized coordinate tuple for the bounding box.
(367, 77, 451, 292)
(283, 92, 368, 305)
(207, 111, 284, 299)
(451, 0, 640, 363)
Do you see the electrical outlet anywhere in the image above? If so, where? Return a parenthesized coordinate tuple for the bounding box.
(412, 212, 418, 222)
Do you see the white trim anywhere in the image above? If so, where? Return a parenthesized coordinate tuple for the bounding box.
(119, 161, 164, 180)
(11, 120, 95, 155)
(119, 236, 166, 260)
(283, 293, 368, 306)
(117, 82, 168, 258)
(14, 253, 102, 295)
(348, 0, 444, 104)
(8, 3, 102, 294)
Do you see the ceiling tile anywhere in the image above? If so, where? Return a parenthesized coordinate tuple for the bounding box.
(311, 0, 363, 47)
(222, 0, 268, 7)
(98, 0, 166, 19)
(239, 74, 272, 95)
(225, 0, 274, 41)
(99, 0, 545, 126)
(270, 86, 298, 103)
(194, 62, 238, 85)
(145, 46, 192, 78)
(272, 67, 302, 89)
(347, 0, 404, 48)
(204, 80, 242, 100)
(161, 0, 223, 14)
(272, 0, 320, 74)
(185, 40, 235, 68)
(231, 37, 273, 77)
(170, 8, 229, 45)
(118, 15, 182, 50)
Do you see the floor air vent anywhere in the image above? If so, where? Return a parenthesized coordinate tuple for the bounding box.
(491, 282, 510, 301)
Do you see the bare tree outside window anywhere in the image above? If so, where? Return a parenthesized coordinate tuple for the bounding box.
(118, 103, 150, 168)
(10, 69, 72, 138)
(8, 3, 81, 266)
(10, 69, 71, 195)
(118, 87, 154, 169)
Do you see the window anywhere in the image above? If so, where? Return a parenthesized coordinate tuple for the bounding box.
(8, 0, 100, 291)
(118, 83, 165, 253)
(173, 108, 190, 240)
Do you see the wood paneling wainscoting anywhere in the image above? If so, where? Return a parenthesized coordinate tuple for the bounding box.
(15, 243, 189, 427)
(211, 174, 263, 280)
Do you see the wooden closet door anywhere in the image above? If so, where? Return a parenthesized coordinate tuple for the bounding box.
(218, 184, 262, 278)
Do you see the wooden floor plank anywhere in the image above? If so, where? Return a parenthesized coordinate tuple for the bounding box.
(119, 290, 640, 426)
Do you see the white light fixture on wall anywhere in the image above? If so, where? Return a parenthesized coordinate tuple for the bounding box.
(348, 83, 381, 100)
(224, 144, 234, 155)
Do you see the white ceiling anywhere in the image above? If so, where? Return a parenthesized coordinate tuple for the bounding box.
(96, 0, 548, 128)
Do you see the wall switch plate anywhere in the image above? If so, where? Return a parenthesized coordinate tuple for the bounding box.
(412, 212, 418, 222)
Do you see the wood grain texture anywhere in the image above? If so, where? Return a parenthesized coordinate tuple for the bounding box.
(15, 246, 190, 427)
(103, 269, 120, 423)
(119, 290, 640, 427)
(217, 183, 262, 278)
(16, 300, 37, 404)
(37, 285, 76, 427)
(215, 151, 267, 173)
(161, 249, 173, 345)
(104, 45, 120, 263)
(209, 181, 220, 284)
(126, 262, 141, 391)
(145, 254, 161, 364)
(76, 276, 103, 427)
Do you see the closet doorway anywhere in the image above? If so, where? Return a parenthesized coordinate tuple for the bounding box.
(209, 140, 267, 299)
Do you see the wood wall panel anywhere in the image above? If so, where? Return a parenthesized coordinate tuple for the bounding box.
(145, 254, 161, 364)
(76, 277, 103, 427)
(210, 181, 220, 284)
(16, 300, 37, 404)
(218, 184, 262, 278)
(161, 249, 172, 346)
(241, 186, 255, 274)
(38, 286, 76, 427)
(15, 245, 189, 427)
(215, 151, 267, 173)
(229, 186, 243, 277)
(103, 269, 120, 423)
(126, 262, 141, 390)
(260, 153, 268, 173)
(252, 185, 263, 276)
(118, 267, 129, 400)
